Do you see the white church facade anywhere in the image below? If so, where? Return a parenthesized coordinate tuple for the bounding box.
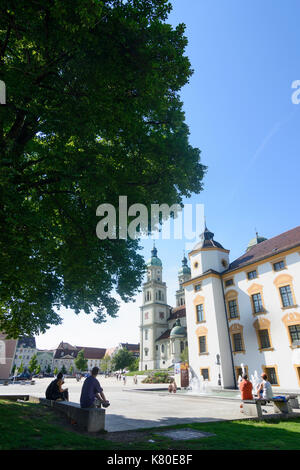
(139, 225, 300, 392)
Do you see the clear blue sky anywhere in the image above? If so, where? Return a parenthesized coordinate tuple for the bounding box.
(36, 0, 300, 350)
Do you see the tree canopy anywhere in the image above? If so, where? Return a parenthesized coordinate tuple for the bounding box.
(112, 347, 136, 371)
(0, 0, 206, 337)
(28, 353, 38, 374)
(74, 349, 88, 372)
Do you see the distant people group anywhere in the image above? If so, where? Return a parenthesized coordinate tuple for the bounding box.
(239, 372, 273, 412)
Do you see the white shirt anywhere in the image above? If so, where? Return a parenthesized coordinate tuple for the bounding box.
(262, 380, 273, 400)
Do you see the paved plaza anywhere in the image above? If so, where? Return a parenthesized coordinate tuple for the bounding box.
(0, 376, 253, 432)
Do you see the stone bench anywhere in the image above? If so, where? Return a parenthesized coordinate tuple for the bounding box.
(285, 394, 299, 409)
(40, 398, 106, 432)
(243, 397, 293, 418)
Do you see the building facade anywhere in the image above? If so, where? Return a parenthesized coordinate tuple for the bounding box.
(36, 350, 54, 373)
(13, 336, 37, 373)
(184, 225, 300, 391)
(140, 225, 300, 392)
(0, 333, 17, 379)
(53, 342, 107, 373)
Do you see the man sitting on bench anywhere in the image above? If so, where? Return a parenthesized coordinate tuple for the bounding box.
(80, 367, 110, 409)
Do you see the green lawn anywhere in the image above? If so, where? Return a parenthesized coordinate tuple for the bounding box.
(1, 399, 300, 450)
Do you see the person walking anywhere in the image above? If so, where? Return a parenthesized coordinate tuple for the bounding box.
(80, 367, 110, 409)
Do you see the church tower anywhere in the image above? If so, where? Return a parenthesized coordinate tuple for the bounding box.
(175, 253, 191, 307)
(184, 224, 235, 388)
(139, 245, 170, 371)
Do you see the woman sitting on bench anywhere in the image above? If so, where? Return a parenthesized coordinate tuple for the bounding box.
(45, 372, 69, 401)
(256, 373, 273, 402)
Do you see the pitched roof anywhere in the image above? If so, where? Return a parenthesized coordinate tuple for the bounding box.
(120, 343, 140, 352)
(54, 349, 78, 359)
(156, 329, 171, 341)
(57, 341, 77, 351)
(167, 306, 186, 321)
(227, 225, 300, 272)
(76, 347, 106, 359)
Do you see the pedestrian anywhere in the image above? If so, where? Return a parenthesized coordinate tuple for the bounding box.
(168, 379, 177, 393)
(80, 366, 110, 409)
(45, 372, 69, 401)
(239, 374, 253, 413)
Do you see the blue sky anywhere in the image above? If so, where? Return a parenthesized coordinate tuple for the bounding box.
(36, 0, 300, 350)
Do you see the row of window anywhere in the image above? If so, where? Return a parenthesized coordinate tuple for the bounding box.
(197, 324, 300, 356)
(224, 259, 287, 287)
(200, 364, 300, 387)
(144, 341, 187, 357)
(226, 284, 295, 321)
(144, 311, 165, 320)
(235, 365, 280, 386)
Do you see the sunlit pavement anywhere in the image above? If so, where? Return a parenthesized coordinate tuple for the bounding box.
(0, 376, 252, 432)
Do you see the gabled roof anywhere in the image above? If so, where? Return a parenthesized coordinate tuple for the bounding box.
(226, 225, 300, 273)
(57, 341, 77, 351)
(120, 343, 140, 352)
(54, 349, 78, 359)
(76, 346, 106, 359)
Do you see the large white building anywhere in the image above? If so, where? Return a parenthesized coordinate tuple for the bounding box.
(140, 225, 300, 392)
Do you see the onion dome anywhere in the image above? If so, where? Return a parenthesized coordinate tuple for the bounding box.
(192, 224, 225, 251)
(178, 253, 191, 276)
(246, 232, 268, 252)
(146, 244, 162, 266)
(170, 319, 186, 337)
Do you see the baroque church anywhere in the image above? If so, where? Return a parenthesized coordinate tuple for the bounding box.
(139, 245, 191, 371)
(139, 225, 300, 392)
